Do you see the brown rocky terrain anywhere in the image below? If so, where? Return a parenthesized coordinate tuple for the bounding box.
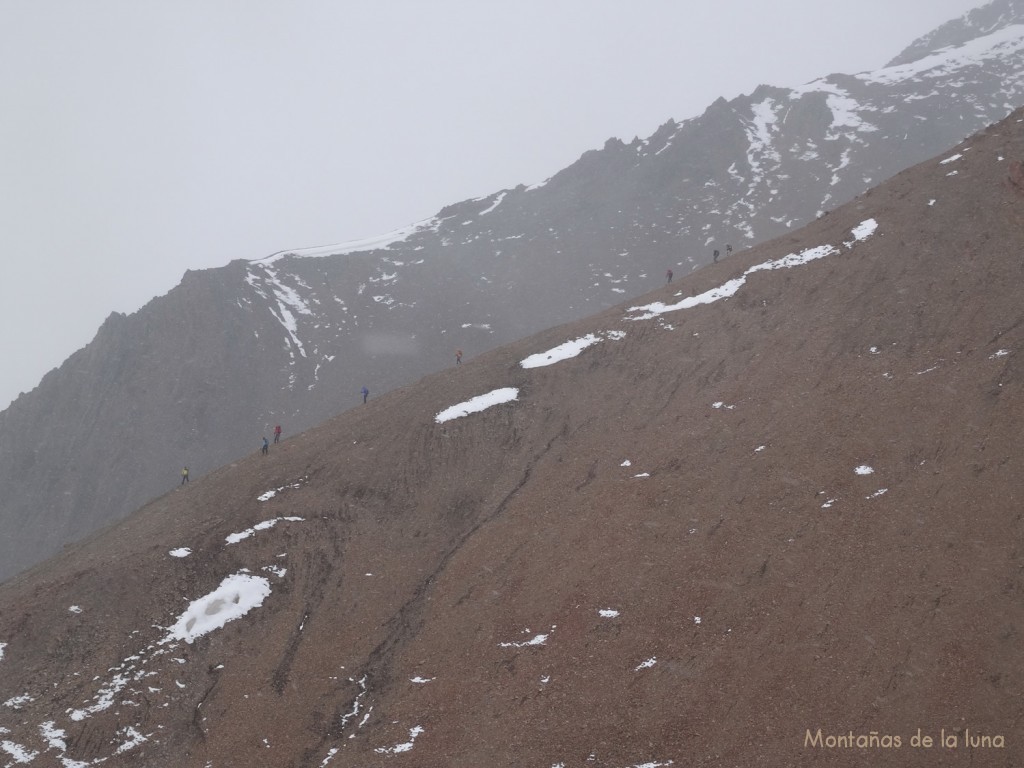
(4, 0, 1024, 586)
(0, 109, 1022, 767)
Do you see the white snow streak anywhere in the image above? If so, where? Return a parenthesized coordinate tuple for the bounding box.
(375, 725, 424, 754)
(499, 632, 550, 648)
(225, 517, 304, 545)
(520, 330, 625, 369)
(627, 220, 876, 321)
(521, 333, 601, 367)
(258, 481, 303, 502)
(253, 218, 441, 265)
(0, 741, 38, 764)
(478, 191, 507, 215)
(435, 388, 518, 423)
(857, 25, 1024, 86)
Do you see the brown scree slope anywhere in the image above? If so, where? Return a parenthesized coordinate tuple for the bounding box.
(0, 110, 1023, 767)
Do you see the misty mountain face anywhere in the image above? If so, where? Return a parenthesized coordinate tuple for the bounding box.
(1, 1, 1023, 582)
(886, 0, 1024, 66)
(0, 105, 1022, 767)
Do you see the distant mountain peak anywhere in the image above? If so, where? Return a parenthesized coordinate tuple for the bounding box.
(2, 1, 1023, 585)
(886, 0, 1024, 67)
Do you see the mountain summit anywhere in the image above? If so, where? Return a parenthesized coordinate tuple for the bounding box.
(1, 103, 1022, 766)
(1, 1, 1023, 582)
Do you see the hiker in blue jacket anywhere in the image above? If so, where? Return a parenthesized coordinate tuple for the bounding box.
(261, 436, 269, 455)
(361, 386, 369, 404)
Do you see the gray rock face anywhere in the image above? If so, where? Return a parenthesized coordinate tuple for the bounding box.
(2, 2, 1023, 582)
(886, 0, 1024, 67)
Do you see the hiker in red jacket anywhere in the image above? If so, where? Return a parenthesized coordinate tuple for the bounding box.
(274, 424, 282, 444)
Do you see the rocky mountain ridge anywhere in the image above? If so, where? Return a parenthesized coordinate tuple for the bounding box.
(0, 102, 1021, 766)
(1, 0, 1023, 582)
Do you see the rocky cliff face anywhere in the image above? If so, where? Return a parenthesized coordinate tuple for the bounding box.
(2, 0, 1024, 582)
(0, 105, 1022, 766)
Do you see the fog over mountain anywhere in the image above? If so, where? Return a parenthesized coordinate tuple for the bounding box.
(0, 97, 1021, 766)
(1, 0, 1023, 583)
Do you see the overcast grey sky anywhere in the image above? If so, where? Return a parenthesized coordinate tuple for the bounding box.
(0, 0, 988, 409)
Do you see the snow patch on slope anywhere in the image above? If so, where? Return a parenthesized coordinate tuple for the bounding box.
(164, 574, 272, 644)
(435, 388, 519, 423)
(520, 330, 626, 369)
(859, 25, 1024, 86)
(626, 219, 877, 321)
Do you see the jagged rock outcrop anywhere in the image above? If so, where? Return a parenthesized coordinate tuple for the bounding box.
(2, 0, 1024, 582)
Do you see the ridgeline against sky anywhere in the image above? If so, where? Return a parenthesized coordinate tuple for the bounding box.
(0, 1, 1023, 584)
(0, 0, 992, 409)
